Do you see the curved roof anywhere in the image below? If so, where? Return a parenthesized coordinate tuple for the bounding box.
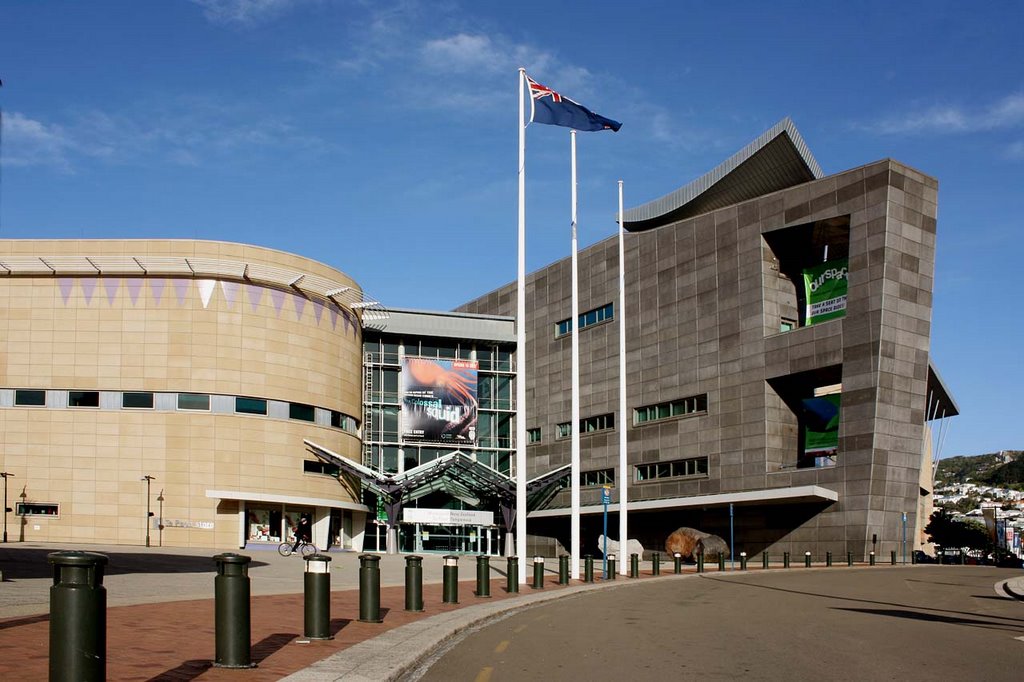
(623, 117, 823, 232)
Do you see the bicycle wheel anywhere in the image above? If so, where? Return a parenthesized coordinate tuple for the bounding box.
(278, 542, 293, 557)
(300, 542, 317, 557)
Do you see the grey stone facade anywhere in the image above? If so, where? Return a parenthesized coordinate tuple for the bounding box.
(458, 158, 941, 560)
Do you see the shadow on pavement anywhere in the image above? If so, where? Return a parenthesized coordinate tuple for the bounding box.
(0, 613, 49, 631)
(0, 548, 268, 580)
(833, 607, 1024, 634)
(329, 617, 352, 636)
(253, 632, 299, 664)
(145, 659, 211, 682)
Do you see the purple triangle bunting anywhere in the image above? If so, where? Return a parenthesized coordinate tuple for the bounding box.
(104, 278, 120, 305)
(247, 284, 263, 311)
(126, 278, 143, 306)
(173, 279, 190, 306)
(150, 279, 166, 305)
(58, 278, 74, 305)
(221, 281, 239, 308)
(313, 301, 324, 325)
(293, 294, 306, 321)
(81, 279, 97, 304)
(270, 289, 286, 316)
(329, 306, 338, 329)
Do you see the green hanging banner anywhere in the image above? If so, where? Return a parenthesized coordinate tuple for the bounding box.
(801, 394, 841, 468)
(803, 259, 848, 325)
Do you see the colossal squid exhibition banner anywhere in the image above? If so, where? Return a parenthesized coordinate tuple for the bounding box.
(803, 259, 848, 325)
(402, 358, 478, 444)
(801, 393, 841, 468)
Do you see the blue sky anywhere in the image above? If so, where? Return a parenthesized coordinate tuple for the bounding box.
(1, 0, 1022, 458)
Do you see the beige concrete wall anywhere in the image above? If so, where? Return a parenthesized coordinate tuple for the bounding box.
(0, 240, 364, 548)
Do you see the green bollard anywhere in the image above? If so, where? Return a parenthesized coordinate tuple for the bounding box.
(763, 552, 769, 570)
(213, 553, 255, 669)
(358, 554, 382, 623)
(891, 550, 896, 566)
(443, 555, 459, 604)
(559, 554, 569, 585)
(506, 556, 519, 593)
(609, 554, 617, 579)
(826, 551, 832, 567)
(303, 554, 333, 640)
(531, 556, 545, 589)
(652, 552, 661, 575)
(847, 551, 853, 566)
(870, 551, 876, 566)
(718, 554, 726, 571)
(911, 550, 917, 565)
(584, 555, 594, 583)
(476, 555, 491, 598)
(740, 552, 747, 571)
(630, 553, 639, 578)
(673, 552, 682, 574)
(405, 555, 424, 612)
(783, 551, 790, 568)
(804, 551, 812, 568)
(697, 552, 704, 573)
(959, 549, 965, 565)
(49, 551, 108, 681)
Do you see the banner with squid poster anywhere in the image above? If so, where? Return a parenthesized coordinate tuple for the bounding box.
(402, 358, 478, 444)
(803, 259, 848, 325)
(800, 393, 841, 468)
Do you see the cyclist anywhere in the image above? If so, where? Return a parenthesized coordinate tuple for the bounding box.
(291, 516, 312, 553)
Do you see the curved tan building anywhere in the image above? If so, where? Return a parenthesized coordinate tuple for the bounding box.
(0, 240, 370, 550)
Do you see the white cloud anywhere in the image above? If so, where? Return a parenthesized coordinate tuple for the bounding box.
(191, 0, 306, 27)
(1005, 140, 1024, 160)
(3, 112, 76, 171)
(863, 92, 1024, 135)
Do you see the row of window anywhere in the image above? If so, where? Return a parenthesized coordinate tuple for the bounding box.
(635, 457, 709, 481)
(556, 413, 615, 439)
(363, 340, 514, 372)
(9, 389, 358, 433)
(555, 302, 615, 338)
(530, 394, 709, 444)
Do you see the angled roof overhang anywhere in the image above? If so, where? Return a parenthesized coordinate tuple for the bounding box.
(926, 361, 960, 419)
(623, 117, 823, 232)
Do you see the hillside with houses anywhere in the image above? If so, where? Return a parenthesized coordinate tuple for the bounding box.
(933, 450, 1023, 557)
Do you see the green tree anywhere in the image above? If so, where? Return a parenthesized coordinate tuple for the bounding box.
(923, 510, 991, 553)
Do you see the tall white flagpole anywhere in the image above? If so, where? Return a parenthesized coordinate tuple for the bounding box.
(617, 179, 628, 574)
(516, 68, 528, 583)
(570, 129, 581, 579)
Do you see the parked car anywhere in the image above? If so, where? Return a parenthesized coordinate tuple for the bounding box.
(913, 550, 936, 564)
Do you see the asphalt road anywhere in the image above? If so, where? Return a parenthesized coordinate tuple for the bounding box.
(417, 566, 1024, 682)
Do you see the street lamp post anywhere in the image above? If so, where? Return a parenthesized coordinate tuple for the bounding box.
(157, 489, 165, 547)
(141, 475, 155, 547)
(1, 472, 13, 543)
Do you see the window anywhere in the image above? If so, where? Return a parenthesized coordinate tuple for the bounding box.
(635, 457, 709, 482)
(556, 413, 616, 439)
(16, 502, 59, 517)
(633, 394, 708, 425)
(331, 411, 357, 432)
(780, 317, 797, 333)
(527, 427, 542, 444)
(235, 397, 267, 415)
(582, 468, 615, 487)
(303, 460, 340, 477)
(122, 392, 154, 409)
(555, 303, 614, 338)
(289, 403, 316, 422)
(14, 390, 46, 406)
(68, 391, 99, 408)
(177, 393, 210, 411)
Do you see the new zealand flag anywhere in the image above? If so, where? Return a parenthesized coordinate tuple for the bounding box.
(527, 74, 621, 132)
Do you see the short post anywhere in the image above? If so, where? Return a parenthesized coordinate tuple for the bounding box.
(476, 554, 491, 598)
(783, 551, 790, 568)
(559, 554, 570, 584)
(213, 553, 255, 669)
(826, 551, 832, 567)
(303, 554, 332, 640)
(358, 554, 382, 623)
(697, 551, 704, 574)
(506, 556, 519, 593)
(673, 552, 682, 574)
(804, 551, 811, 568)
(49, 551, 108, 681)
(531, 556, 545, 589)
(959, 549, 966, 565)
(718, 554, 726, 572)
(869, 551, 876, 566)
(911, 550, 917, 565)
(762, 552, 769, 570)
(652, 552, 660, 576)
(443, 555, 459, 604)
(584, 554, 594, 583)
(740, 551, 747, 571)
(405, 555, 424, 611)
(847, 551, 853, 567)
(890, 550, 896, 566)
(630, 553, 639, 578)
(608, 554, 617, 579)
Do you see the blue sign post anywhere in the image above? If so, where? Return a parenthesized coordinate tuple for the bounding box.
(601, 486, 612, 578)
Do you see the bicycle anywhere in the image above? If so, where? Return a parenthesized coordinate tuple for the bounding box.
(278, 538, 317, 557)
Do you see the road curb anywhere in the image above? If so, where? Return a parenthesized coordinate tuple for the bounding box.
(995, 576, 1024, 601)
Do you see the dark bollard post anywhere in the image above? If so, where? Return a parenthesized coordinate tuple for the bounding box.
(869, 551, 876, 566)
(559, 554, 570, 584)
(740, 552, 748, 571)
(804, 551, 812, 568)
(847, 551, 853, 567)
(213, 553, 255, 669)
(476, 555, 491, 598)
(49, 551, 108, 681)
(959, 549, 966, 565)
(584, 555, 595, 583)
(826, 551, 832, 567)
(443, 555, 459, 604)
(891, 550, 896, 566)
(405, 555, 424, 612)
(697, 551, 704, 574)
(762, 552, 769, 570)
(358, 554, 382, 623)
(303, 554, 333, 640)
(506, 556, 519, 593)
(783, 551, 790, 568)
(718, 554, 726, 572)
(609, 554, 617, 579)
(673, 552, 682, 574)
(911, 550, 917, 565)
(652, 552, 661, 576)
(531, 556, 545, 589)
(630, 553, 639, 578)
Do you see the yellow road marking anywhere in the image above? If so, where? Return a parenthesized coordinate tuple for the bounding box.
(495, 640, 510, 653)
(474, 666, 494, 682)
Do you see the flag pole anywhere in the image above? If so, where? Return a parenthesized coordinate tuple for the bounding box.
(516, 67, 528, 583)
(570, 129, 581, 579)
(617, 179, 628, 573)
